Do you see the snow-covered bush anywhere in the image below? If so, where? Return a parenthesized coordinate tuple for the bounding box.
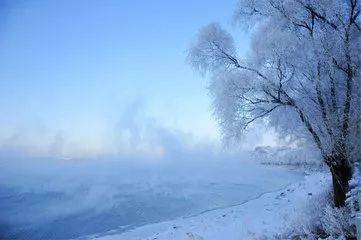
(320, 205, 356, 239)
(346, 165, 361, 239)
(280, 186, 356, 239)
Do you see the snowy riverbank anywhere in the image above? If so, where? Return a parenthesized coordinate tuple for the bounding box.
(86, 173, 330, 240)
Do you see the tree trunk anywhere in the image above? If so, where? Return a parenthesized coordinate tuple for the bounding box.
(330, 162, 352, 207)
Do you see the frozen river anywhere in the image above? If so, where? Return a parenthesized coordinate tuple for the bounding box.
(0, 154, 304, 239)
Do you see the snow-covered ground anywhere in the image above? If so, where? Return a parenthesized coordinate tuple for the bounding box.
(86, 173, 329, 240)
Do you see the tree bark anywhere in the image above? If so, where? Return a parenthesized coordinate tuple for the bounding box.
(329, 158, 352, 207)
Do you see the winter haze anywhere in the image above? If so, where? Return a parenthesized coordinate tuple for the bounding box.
(0, 0, 360, 239)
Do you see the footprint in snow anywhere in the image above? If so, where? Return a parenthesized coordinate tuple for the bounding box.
(172, 225, 181, 229)
(276, 192, 286, 199)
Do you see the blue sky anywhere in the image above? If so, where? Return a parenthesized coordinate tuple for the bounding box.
(0, 0, 251, 157)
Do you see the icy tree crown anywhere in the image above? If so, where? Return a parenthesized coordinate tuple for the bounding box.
(188, 0, 360, 163)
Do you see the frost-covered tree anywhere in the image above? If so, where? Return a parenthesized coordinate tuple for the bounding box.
(188, 0, 360, 207)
